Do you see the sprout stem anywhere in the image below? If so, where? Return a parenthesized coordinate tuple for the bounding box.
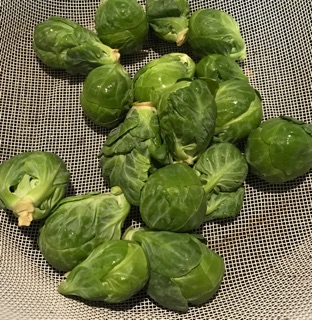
(12, 198, 35, 227)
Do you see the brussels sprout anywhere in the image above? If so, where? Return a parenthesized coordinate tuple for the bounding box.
(245, 116, 312, 183)
(140, 163, 206, 232)
(194, 142, 248, 195)
(0, 151, 70, 227)
(58, 240, 149, 303)
(95, 0, 149, 54)
(158, 78, 217, 164)
(196, 54, 248, 82)
(188, 9, 246, 60)
(213, 79, 262, 143)
(38, 187, 130, 271)
(33, 16, 120, 75)
(99, 102, 169, 206)
(124, 228, 225, 312)
(146, 0, 190, 46)
(205, 187, 245, 221)
(133, 53, 196, 105)
(80, 64, 133, 128)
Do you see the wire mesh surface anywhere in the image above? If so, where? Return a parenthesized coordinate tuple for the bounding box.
(1, 0, 312, 319)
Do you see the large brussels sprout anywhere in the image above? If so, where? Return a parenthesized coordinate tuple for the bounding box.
(0, 151, 70, 227)
(95, 0, 149, 54)
(196, 54, 248, 82)
(80, 64, 133, 128)
(133, 53, 196, 105)
(158, 78, 217, 164)
(213, 79, 262, 143)
(146, 0, 190, 46)
(188, 9, 246, 60)
(58, 240, 149, 303)
(194, 143, 248, 220)
(33, 16, 120, 75)
(245, 116, 312, 183)
(124, 228, 225, 312)
(140, 163, 206, 232)
(38, 187, 130, 271)
(99, 103, 169, 206)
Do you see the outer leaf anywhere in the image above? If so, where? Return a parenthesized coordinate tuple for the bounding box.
(133, 53, 196, 105)
(172, 241, 225, 305)
(132, 230, 203, 277)
(205, 187, 245, 221)
(58, 240, 149, 303)
(213, 79, 263, 143)
(0, 151, 70, 226)
(147, 271, 189, 312)
(194, 142, 248, 194)
(158, 78, 217, 164)
(196, 54, 248, 82)
(38, 187, 130, 271)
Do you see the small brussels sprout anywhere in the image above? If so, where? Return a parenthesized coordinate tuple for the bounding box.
(38, 187, 130, 271)
(158, 78, 217, 164)
(0, 151, 70, 227)
(124, 228, 225, 312)
(99, 103, 169, 206)
(140, 163, 206, 232)
(213, 79, 263, 143)
(146, 0, 190, 46)
(80, 64, 133, 128)
(245, 116, 312, 183)
(58, 240, 149, 303)
(133, 53, 196, 105)
(95, 0, 149, 54)
(33, 16, 120, 75)
(188, 9, 246, 60)
(205, 187, 245, 221)
(196, 54, 248, 82)
(194, 142, 248, 195)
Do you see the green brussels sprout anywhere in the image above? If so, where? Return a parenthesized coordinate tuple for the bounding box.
(146, 0, 190, 46)
(95, 0, 149, 54)
(80, 64, 133, 128)
(99, 102, 169, 206)
(196, 54, 248, 82)
(140, 163, 206, 232)
(38, 187, 130, 271)
(58, 240, 149, 303)
(245, 116, 312, 183)
(0, 151, 70, 227)
(188, 9, 246, 60)
(133, 53, 196, 105)
(33, 16, 120, 75)
(205, 187, 245, 221)
(213, 79, 263, 143)
(158, 78, 217, 164)
(124, 227, 225, 312)
(194, 143, 248, 220)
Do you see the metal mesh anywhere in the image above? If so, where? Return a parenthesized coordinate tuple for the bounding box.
(1, 0, 311, 319)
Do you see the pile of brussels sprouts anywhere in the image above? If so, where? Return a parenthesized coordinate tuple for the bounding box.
(1, 0, 312, 313)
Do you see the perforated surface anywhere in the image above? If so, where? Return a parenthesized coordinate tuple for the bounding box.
(1, 0, 312, 319)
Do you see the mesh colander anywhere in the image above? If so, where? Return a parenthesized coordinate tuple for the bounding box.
(1, 1, 312, 319)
